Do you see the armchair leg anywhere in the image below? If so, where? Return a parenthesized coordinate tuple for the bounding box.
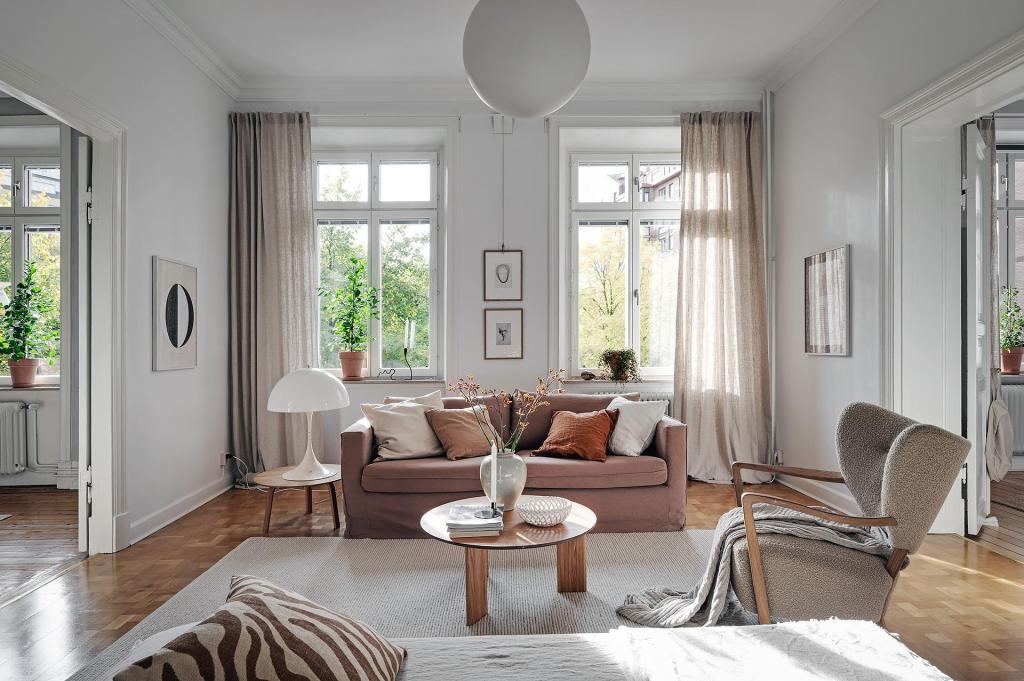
(741, 495, 772, 624)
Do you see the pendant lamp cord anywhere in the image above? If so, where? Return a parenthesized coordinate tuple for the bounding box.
(500, 124, 506, 252)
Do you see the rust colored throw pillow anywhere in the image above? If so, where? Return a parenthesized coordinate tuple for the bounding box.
(535, 409, 619, 461)
(113, 575, 405, 681)
(426, 406, 495, 460)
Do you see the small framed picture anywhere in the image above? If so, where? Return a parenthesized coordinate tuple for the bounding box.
(804, 244, 850, 356)
(153, 256, 198, 371)
(483, 249, 523, 301)
(484, 308, 523, 360)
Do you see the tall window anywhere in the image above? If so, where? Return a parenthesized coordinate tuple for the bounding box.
(0, 155, 61, 379)
(314, 151, 439, 377)
(569, 153, 680, 377)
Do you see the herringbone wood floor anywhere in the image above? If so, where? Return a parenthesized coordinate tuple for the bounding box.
(0, 481, 1022, 681)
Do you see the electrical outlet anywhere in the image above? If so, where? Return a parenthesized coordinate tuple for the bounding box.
(774, 448, 783, 466)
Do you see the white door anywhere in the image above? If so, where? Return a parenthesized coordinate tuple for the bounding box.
(963, 121, 993, 537)
(75, 133, 91, 552)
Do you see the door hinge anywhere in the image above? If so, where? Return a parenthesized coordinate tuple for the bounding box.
(83, 465, 93, 505)
(960, 462, 968, 500)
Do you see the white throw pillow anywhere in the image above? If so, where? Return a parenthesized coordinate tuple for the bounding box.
(607, 396, 668, 456)
(361, 391, 445, 460)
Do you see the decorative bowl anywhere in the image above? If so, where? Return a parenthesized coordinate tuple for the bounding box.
(517, 495, 572, 527)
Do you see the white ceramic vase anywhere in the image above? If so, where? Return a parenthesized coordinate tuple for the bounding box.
(479, 450, 527, 511)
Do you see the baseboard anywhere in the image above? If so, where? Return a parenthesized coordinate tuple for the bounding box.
(0, 469, 57, 486)
(777, 475, 860, 516)
(128, 474, 233, 546)
(56, 461, 78, 490)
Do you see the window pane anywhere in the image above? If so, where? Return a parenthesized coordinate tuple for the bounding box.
(25, 225, 60, 375)
(639, 219, 679, 369)
(317, 219, 369, 368)
(1016, 215, 1024, 308)
(577, 163, 629, 204)
(25, 165, 60, 208)
(0, 226, 8, 377)
(317, 161, 368, 203)
(0, 166, 11, 209)
(379, 161, 431, 202)
(380, 218, 431, 368)
(1016, 159, 1024, 203)
(577, 220, 628, 368)
(638, 162, 681, 203)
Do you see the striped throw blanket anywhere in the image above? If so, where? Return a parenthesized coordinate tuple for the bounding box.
(617, 504, 897, 627)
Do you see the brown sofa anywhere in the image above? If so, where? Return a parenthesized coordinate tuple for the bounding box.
(340, 392, 687, 538)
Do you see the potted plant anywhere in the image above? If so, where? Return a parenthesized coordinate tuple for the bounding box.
(599, 348, 640, 383)
(320, 256, 380, 379)
(0, 262, 58, 388)
(1001, 288, 1024, 374)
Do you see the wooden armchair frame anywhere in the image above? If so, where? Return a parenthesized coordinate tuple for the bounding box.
(731, 461, 905, 624)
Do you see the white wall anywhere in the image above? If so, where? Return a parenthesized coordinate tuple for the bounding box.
(773, 0, 1024, 512)
(0, 0, 234, 542)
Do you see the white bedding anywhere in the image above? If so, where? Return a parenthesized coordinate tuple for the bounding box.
(394, 621, 949, 681)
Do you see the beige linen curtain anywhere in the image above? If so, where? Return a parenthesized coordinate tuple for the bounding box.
(674, 112, 771, 483)
(229, 112, 320, 473)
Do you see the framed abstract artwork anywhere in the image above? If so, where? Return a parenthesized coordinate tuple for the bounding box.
(804, 245, 850, 356)
(484, 308, 523, 359)
(153, 256, 198, 370)
(483, 249, 523, 301)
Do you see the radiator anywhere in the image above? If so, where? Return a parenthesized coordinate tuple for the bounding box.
(1004, 384, 1024, 455)
(592, 390, 674, 416)
(0, 402, 38, 475)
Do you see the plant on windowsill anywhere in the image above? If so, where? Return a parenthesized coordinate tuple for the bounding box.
(1000, 287, 1024, 374)
(0, 262, 58, 388)
(599, 348, 640, 383)
(320, 256, 380, 380)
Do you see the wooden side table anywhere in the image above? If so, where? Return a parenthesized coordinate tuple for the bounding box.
(251, 465, 341, 535)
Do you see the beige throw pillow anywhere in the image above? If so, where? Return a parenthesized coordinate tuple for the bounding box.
(361, 391, 445, 459)
(114, 575, 405, 681)
(426, 406, 495, 460)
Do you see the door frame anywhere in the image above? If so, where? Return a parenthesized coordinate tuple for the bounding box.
(881, 29, 1024, 534)
(0, 49, 127, 554)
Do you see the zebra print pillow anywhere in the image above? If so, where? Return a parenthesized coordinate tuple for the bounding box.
(114, 575, 406, 680)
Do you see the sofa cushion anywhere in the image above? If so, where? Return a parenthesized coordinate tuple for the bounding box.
(386, 395, 512, 444)
(513, 392, 639, 450)
(534, 409, 619, 461)
(426, 406, 494, 460)
(524, 453, 667, 489)
(362, 452, 667, 493)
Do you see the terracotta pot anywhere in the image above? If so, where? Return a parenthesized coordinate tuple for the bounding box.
(338, 351, 366, 380)
(1003, 347, 1024, 374)
(9, 358, 41, 388)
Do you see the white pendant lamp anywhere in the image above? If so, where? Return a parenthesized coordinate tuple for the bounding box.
(462, 0, 591, 119)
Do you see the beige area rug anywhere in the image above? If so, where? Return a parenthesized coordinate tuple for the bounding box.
(72, 531, 714, 680)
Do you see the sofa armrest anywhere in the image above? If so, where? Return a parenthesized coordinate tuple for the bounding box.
(652, 416, 687, 488)
(341, 418, 375, 488)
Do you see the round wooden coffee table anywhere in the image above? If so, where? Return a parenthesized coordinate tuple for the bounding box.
(251, 465, 341, 535)
(420, 496, 597, 625)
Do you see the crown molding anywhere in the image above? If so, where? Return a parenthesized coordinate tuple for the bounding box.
(763, 0, 878, 92)
(121, 0, 242, 99)
(235, 78, 763, 105)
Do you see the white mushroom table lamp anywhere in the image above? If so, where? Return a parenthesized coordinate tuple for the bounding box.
(267, 368, 350, 481)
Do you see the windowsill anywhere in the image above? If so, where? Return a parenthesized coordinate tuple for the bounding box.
(564, 377, 672, 385)
(341, 377, 445, 385)
(0, 384, 60, 390)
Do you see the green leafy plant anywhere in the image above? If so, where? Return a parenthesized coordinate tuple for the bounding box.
(1001, 288, 1024, 349)
(0, 262, 59, 363)
(599, 348, 640, 383)
(320, 256, 380, 353)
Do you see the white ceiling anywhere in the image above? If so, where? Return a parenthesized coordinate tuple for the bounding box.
(155, 0, 857, 97)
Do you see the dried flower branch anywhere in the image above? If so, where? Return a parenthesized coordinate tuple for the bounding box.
(448, 369, 565, 451)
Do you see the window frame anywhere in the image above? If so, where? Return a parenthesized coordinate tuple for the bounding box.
(8, 216, 61, 385)
(313, 149, 442, 380)
(0, 156, 13, 216)
(16, 156, 61, 214)
(568, 152, 680, 380)
(1007, 151, 1024, 210)
(314, 152, 371, 210)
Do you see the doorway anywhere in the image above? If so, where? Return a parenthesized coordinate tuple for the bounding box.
(0, 89, 91, 604)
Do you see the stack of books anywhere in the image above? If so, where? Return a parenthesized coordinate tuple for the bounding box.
(446, 504, 504, 538)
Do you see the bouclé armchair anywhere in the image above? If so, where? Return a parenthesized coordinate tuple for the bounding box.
(729, 402, 970, 623)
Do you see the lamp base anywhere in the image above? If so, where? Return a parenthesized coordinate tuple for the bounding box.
(283, 445, 333, 481)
